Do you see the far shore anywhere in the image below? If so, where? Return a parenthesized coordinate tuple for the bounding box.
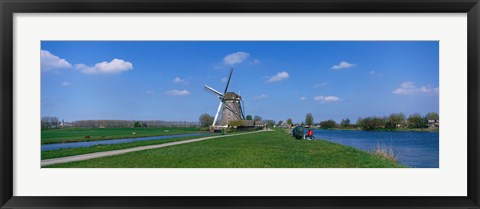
(287, 127, 439, 132)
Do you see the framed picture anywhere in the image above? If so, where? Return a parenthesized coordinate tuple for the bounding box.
(1, 0, 479, 208)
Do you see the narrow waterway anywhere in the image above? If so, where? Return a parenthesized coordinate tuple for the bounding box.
(41, 133, 210, 151)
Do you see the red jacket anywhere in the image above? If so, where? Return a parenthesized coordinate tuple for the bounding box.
(307, 130, 313, 136)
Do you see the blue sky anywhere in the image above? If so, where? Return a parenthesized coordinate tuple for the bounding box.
(41, 41, 439, 123)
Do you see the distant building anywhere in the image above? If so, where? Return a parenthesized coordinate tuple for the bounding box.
(243, 120, 254, 127)
(254, 121, 265, 127)
(62, 122, 74, 128)
(427, 119, 439, 128)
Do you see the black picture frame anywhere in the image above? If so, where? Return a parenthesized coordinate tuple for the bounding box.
(1, 0, 479, 208)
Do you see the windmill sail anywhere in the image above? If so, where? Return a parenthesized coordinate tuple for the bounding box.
(224, 68, 233, 94)
(204, 85, 223, 98)
(212, 101, 223, 126)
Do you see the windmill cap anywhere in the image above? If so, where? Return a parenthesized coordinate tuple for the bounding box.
(223, 92, 242, 100)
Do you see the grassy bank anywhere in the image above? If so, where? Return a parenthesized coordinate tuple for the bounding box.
(41, 127, 202, 144)
(41, 135, 213, 160)
(44, 129, 405, 168)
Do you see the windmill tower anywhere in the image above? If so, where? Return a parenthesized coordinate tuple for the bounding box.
(204, 68, 245, 129)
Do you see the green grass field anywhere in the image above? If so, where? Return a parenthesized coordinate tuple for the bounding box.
(41, 127, 202, 144)
(41, 135, 212, 160)
(44, 129, 405, 168)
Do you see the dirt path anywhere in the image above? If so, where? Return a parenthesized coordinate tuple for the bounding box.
(41, 129, 271, 167)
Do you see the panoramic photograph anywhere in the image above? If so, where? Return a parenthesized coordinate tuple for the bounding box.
(40, 41, 439, 168)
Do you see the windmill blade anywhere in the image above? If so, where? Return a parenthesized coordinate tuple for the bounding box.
(212, 101, 223, 126)
(241, 100, 246, 119)
(224, 68, 234, 94)
(204, 85, 223, 98)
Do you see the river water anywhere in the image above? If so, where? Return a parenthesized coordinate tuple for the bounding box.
(307, 129, 439, 168)
(41, 133, 210, 152)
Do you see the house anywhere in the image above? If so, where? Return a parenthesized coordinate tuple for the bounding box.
(60, 121, 74, 128)
(254, 121, 265, 127)
(427, 119, 439, 128)
(281, 123, 291, 129)
(242, 120, 254, 127)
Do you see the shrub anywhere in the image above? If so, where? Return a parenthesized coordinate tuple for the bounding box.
(228, 120, 244, 127)
(319, 120, 337, 129)
(372, 143, 397, 163)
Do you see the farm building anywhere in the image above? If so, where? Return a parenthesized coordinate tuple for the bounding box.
(428, 119, 439, 128)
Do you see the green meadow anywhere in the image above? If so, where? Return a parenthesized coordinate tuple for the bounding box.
(41, 135, 211, 160)
(44, 129, 405, 168)
(41, 127, 202, 144)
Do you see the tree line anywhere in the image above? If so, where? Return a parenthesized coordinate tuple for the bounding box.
(286, 112, 439, 130)
(72, 120, 199, 128)
(41, 116, 60, 129)
(41, 117, 200, 129)
(356, 112, 438, 130)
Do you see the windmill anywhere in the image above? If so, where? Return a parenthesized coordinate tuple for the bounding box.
(204, 68, 245, 129)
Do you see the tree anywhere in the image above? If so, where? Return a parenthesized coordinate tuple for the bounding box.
(356, 117, 364, 128)
(358, 116, 386, 130)
(340, 118, 351, 128)
(388, 113, 405, 128)
(319, 120, 337, 129)
(199, 113, 214, 127)
(133, 121, 142, 128)
(384, 121, 396, 129)
(276, 120, 284, 126)
(41, 116, 60, 129)
(246, 115, 252, 120)
(425, 112, 439, 120)
(407, 113, 427, 128)
(263, 120, 276, 128)
(305, 113, 314, 126)
(286, 118, 293, 125)
(253, 115, 262, 121)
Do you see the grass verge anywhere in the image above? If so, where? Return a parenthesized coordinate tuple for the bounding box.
(41, 134, 217, 160)
(41, 127, 202, 144)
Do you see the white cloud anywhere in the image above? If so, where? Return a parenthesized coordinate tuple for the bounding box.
(266, 71, 289, 83)
(300, 97, 306, 100)
(255, 94, 268, 99)
(41, 50, 72, 71)
(331, 61, 355, 70)
(60, 81, 71, 87)
(370, 70, 376, 75)
(251, 59, 260, 64)
(76, 58, 133, 74)
(146, 90, 155, 95)
(165, 89, 191, 96)
(314, 96, 342, 103)
(173, 77, 186, 83)
(314, 82, 328, 88)
(223, 51, 250, 65)
(221, 77, 228, 82)
(392, 82, 439, 95)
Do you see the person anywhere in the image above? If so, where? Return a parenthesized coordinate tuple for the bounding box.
(304, 129, 314, 140)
